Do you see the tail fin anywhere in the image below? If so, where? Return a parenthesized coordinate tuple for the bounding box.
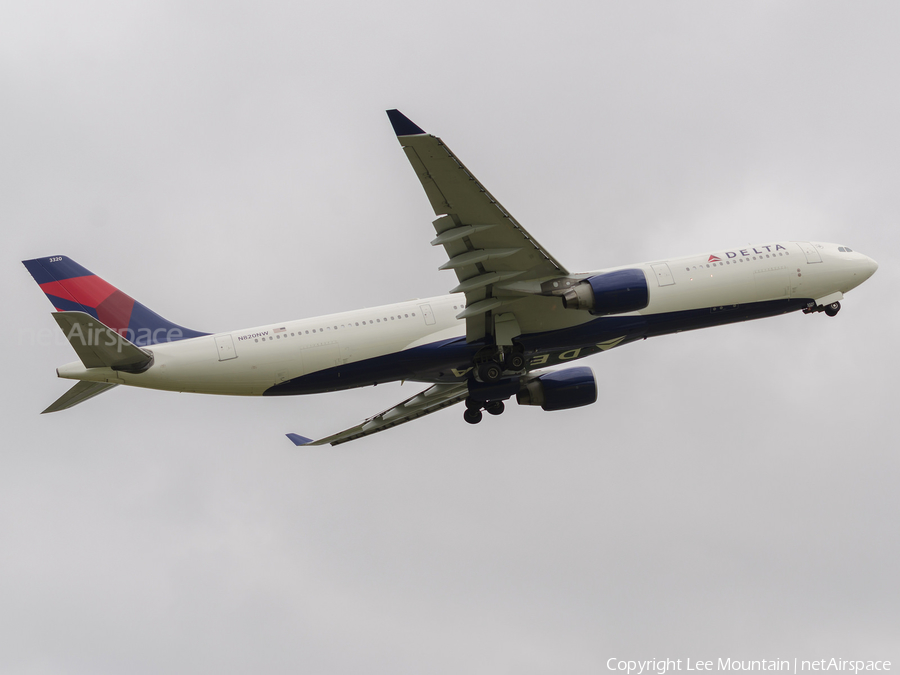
(23, 256, 208, 346)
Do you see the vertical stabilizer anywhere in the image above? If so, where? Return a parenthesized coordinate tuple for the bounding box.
(23, 256, 207, 346)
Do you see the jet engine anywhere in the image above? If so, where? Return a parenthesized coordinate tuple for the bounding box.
(516, 366, 598, 411)
(561, 268, 649, 315)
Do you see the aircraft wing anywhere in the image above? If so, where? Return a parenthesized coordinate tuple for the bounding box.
(387, 110, 569, 343)
(287, 382, 469, 447)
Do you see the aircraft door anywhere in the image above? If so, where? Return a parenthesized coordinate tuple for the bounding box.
(214, 334, 237, 361)
(651, 263, 675, 286)
(418, 303, 436, 325)
(797, 242, 823, 264)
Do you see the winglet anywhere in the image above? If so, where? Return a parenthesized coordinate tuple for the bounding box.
(286, 433, 314, 446)
(386, 109, 426, 137)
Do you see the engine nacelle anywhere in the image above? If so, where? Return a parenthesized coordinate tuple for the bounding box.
(561, 268, 649, 315)
(516, 366, 598, 411)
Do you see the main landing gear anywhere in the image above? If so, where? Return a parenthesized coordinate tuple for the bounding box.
(473, 345, 526, 384)
(803, 301, 841, 317)
(463, 343, 521, 424)
(463, 397, 505, 425)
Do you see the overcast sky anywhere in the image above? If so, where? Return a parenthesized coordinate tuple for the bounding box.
(2, 1, 898, 673)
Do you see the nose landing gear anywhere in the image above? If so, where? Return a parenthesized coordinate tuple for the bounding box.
(803, 301, 842, 317)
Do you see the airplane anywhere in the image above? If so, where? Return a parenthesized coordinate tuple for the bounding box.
(23, 109, 878, 446)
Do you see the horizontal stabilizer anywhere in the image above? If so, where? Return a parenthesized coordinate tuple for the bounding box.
(53, 311, 153, 371)
(42, 381, 118, 414)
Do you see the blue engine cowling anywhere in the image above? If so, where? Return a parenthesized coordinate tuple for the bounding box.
(516, 366, 598, 411)
(561, 268, 649, 315)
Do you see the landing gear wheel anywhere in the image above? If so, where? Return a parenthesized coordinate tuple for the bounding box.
(477, 361, 503, 383)
(485, 400, 505, 416)
(463, 408, 483, 425)
(465, 397, 482, 410)
(507, 353, 526, 371)
(824, 301, 841, 317)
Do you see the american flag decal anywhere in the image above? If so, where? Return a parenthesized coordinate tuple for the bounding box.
(274, 327, 286, 334)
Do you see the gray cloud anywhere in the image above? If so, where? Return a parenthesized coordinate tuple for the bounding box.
(2, 1, 897, 672)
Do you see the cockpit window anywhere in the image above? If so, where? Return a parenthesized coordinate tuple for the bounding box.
(838, 246, 853, 253)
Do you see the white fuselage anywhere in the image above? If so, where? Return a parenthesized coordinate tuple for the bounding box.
(56, 241, 878, 395)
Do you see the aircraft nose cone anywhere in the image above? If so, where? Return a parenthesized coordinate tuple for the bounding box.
(862, 255, 878, 279)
